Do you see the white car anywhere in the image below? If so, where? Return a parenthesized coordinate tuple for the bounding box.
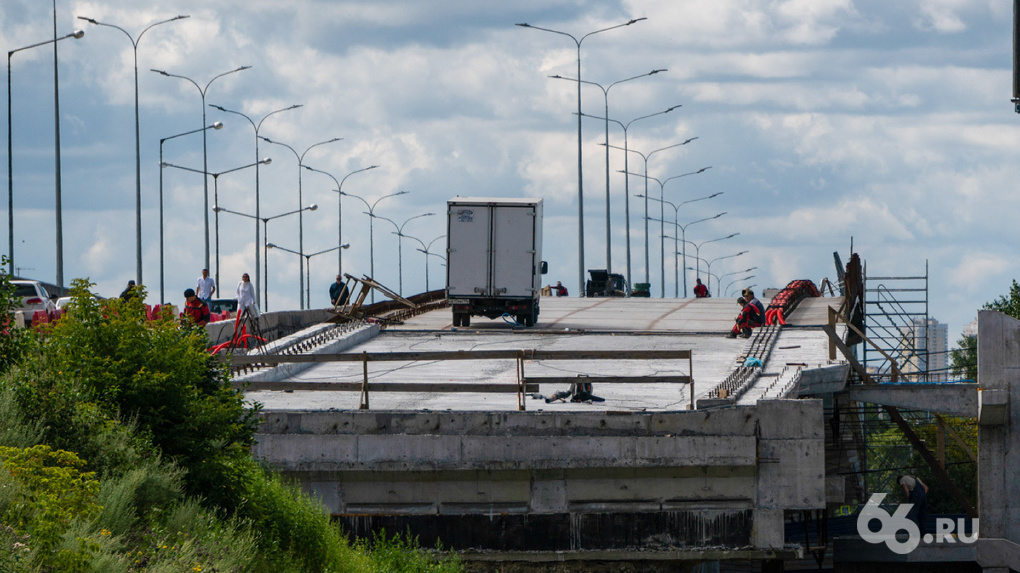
(11, 280, 57, 315)
(54, 296, 74, 310)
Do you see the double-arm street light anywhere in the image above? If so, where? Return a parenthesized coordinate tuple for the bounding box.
(680, 234, 741, 294)
(7, 28, 84, 277)
(377, 213, 435, 296)
(725, 274, 757, 298)
(620, 166, 712, 297)
(719, 267, 757, 298)
(302, 164, 379, 280)
(607, 139, 700, 290)
(516, 17, 646, 297)
(259, 136, 343, 309)
(553, 69, 666, 274)
(589, 104, 680, 289)
(158, 122, 223, 303)
(151, 65, 250, 270)
(79, 14, 188, 286)
(645, 195, 724, 297)
(266, 242, 349, 307)
(341, 190, 407, 303)
(160, 158, 271, 289)
(214, 204, 317, 311)
(208, 103, 302, 309)
(703, 252, 749, 296)
(407, 234, 446, 292)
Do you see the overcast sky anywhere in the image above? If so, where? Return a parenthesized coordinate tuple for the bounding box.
(1, 0, 1015, 340)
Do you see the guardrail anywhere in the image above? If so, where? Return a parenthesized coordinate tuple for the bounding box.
(228, 349, 694, 411)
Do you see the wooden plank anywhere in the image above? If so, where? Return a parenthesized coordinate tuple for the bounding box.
(227, 349, 693, 366)
(235, 382, 539, 393)
(523, 376, 691, 385)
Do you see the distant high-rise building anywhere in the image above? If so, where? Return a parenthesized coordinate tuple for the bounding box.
(962, 317, 978, 339)
(898, 318, 949, 382)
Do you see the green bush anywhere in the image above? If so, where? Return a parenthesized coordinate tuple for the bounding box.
(0, 257, 34, 376)
(10, 279, 260, 506)
(0, 277, 464, 572)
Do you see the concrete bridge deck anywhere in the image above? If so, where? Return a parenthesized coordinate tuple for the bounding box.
(242, 295, 844, 413)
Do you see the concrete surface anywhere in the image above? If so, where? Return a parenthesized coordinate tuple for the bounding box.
(242, 295, 847, 412)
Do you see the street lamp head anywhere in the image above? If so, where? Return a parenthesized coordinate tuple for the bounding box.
(308, 204, 318, 211)
(259, 157, 272, 165)
(267, 243, 277, 249)
(212, 121, 223, 130)
(341, 243, 350, 249)
(72, 30, 85, 39)
(77, 16, 98, 24)
(151, 68, 170, 77)
(170, 15, 190, 22)
(649, 68, 667, 75)
(627, 17, 648, 25)
(515, 23, 532, 28)
(213, 206, 222, 212)
(259, 136, 276, 144)
(665, 105, 682, 113)
(697, 166, 712, 174)
(159, 162, 169, 168)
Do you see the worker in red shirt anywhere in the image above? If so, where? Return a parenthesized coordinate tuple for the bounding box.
(693, 278, 710, 298)
(727, 297, 762, 338)
(182, 288, 211, 326)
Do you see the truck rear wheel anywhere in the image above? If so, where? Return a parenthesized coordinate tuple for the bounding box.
(452, 312, 462, 327)
(462, 314, 470, 327)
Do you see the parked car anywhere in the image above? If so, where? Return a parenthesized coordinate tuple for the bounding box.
(54, 296, 74, 310)
(208, 299, 237, 315)
(11, 280, 57, 321)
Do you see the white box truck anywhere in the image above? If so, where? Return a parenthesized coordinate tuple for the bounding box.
(446, 197, 545, 327)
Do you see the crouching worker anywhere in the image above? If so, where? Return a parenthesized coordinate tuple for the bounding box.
(727, 296, 763, 338)
(182, 288, 211, 326)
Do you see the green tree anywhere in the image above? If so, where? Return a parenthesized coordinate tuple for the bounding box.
(984, 278, 1020, 318)
(950, 334, 977, 381)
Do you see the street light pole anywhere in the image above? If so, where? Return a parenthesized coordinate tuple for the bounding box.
(724, 273, 757, 298)
(259, 136, 343, 309)
(377, 213, 436, 296)
(151, 65, 251, 270)
(79, 14, 188, 287)
(719, 267, 757, 298)
(680, 233, 741, 293)
(643, 196, 723, 297)
(160, 158, 270, 289)
(407, 234, 446, 292)
(553, 69, 666, 274)
(208, 104, 302, 310)
(590, 105, 680, 290)
(607, 139, 700, 293)
(158, 122, 223, 303)
(214, 204, 317, 311)
(302, 164, 379, 281)
(620, 166, 712, 297)
(266, 242, 348, 307)
(516, 17, 646, 297)
(7, 29, 84, 277)
(341, 190, 407, 303)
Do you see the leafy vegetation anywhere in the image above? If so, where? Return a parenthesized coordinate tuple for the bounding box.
(0, 276, 462, 572)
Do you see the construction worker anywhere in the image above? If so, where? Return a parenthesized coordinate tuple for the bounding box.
(743, 288, 765, 322)
(182, 288, 210, 326)
(694, 278, 710, 298)
(330, 275, 350, 307)
(727, 297, 762, 338)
